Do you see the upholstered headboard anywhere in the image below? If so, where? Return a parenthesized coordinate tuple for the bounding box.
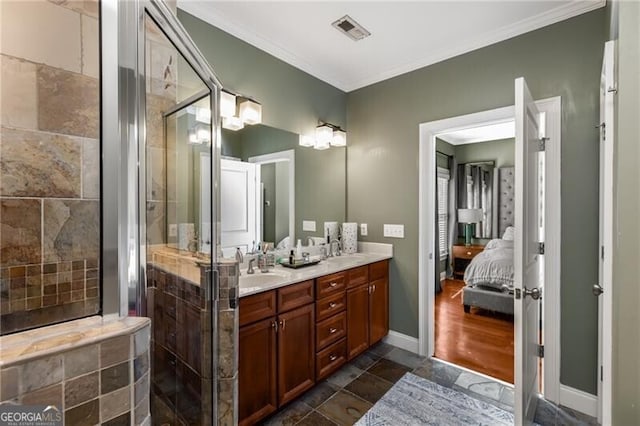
(498, 167, 515, 237)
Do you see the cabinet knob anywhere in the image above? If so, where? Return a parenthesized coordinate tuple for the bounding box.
(329, 302, 337, 308)
(329, 327, 337, 334)
(466, 251, 472, 256)
(329, 354, 337, 362)
(280, 319, 286, 331)
(329, 282, 338, 287)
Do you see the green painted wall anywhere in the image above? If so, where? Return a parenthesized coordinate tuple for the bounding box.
(612, 1, 640, 423)
(454, 138, 515, 168)
(178, 10, 346, 136)
(347, 10, 605, 394)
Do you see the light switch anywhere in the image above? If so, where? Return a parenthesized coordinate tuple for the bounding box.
(302, 220, 316, 232)
(383, 224, 404, 238)
(360, 223, 368, 236)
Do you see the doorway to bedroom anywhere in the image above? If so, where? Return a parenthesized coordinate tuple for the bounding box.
(418, 96, 561, 412)
(433, 125, 517, 384)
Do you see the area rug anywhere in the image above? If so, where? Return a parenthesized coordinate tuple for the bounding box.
(355, 373, 514, 426)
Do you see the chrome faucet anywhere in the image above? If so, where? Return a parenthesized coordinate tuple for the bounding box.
(235, 248, 243, 275)
(247, 258, 256, 274)
(329, 238, 342, 257)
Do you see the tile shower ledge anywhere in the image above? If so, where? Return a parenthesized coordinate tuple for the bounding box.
(239, 250, 392, 298)
(0, 315, 150, 367)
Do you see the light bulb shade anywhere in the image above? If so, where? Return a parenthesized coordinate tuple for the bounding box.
(299, 134, 314, 147)
(315, 125, 333, 146)
(458, 208, 483, 223)
(222, 116, 244, 131)
(239, 98, 262, 125)
(220, 91, 236, 118)
(331, 129, 347, 146)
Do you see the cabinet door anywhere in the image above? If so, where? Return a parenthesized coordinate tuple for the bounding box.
(347, 284, 369, 360)
(369, 277, 389, 345)
(239, 318, 277, 426)
(278, 304, 315, 406)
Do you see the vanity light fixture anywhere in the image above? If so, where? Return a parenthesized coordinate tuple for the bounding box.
(299, 122, 347, 149)
(222, 115, 244, 131)
(220, 90, 236, 119)
(220, 89, 262, 130)
(238, 98, 262, 125)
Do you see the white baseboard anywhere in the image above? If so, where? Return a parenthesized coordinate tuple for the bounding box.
(559, 385, 598, 417)
(383, 330, 419, 354)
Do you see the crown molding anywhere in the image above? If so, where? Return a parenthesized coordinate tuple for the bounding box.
(179, 0, 605, 93)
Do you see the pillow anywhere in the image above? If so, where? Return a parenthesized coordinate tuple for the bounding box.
(485, 238, 514, 250)
(502, 226, 515, 241)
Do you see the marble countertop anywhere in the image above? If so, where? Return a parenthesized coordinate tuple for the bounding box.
(0, 316, 150, 367)
(239, 250, 392, 298)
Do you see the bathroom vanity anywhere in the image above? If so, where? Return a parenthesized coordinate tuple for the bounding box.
(237, 254, 390, 426)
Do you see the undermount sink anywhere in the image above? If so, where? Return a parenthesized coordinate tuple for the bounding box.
(239, 271, 290, 288)
(324, 253, 367, 266)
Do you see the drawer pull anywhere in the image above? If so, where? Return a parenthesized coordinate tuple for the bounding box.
(329, 282, 338, 288)
(168, 332, 176, 339)
(329, 302, 337, 308)
(280, 319, 286, 331)
(272, 320, 278, 333)
(329, 327, 337, 334)
(329, 354, 338, 362)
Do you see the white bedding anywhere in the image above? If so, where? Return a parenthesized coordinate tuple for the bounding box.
(464, 239, 514, 290)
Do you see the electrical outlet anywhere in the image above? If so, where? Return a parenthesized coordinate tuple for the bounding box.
(360, 223, 368, 236)
(169, 224, 177, 237)
(383, 224, 405, 238)
(302, 220, 316, 232)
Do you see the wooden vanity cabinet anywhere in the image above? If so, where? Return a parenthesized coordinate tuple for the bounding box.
(239, 282, 315, 425)
(314, 272, 348, 381)
(346, 261, 390, 360)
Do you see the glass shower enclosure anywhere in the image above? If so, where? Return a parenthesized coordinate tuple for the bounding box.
(125, 0, 225, 423)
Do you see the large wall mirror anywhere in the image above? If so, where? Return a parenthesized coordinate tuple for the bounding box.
(457, 161, 497, 239)
(219, 125, 346, 256)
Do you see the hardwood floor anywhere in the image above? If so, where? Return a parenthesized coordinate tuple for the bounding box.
(435, 279, 514, 384)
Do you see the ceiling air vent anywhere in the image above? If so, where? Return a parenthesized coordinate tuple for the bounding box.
(332, 15, 371, 41)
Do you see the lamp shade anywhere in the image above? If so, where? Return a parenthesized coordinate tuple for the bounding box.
(331, 129, 347, 147)
(458, 208, 483, 223)
(220, 91, 236, 118)
(239, 98, 262, 125)
(299, 134, 314, 147)
(222, 116, 244, 131)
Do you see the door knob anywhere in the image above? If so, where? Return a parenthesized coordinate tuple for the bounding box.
(592, 284, 604, 297)
(523, 287, 542, 300)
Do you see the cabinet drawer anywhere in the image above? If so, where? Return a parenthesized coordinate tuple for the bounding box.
(316, 272, 346, 299)
(316, 338, 347, 381)
(316, 311, 347, 350)
(316, 292, 346, 322)
(278, 280, 314, 313)
(453, 245, 484, 259)
(239, 290, 277, 327)
(369, 260, 389, 281)
(347, 266, 368, 289)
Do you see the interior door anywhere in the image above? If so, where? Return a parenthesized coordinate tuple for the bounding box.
(597, 40, 615, 426)
(221, 159, 258, 257)
(514, 77, 544, 425)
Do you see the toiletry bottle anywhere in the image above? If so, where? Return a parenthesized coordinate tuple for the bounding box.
(296, 239, 302, 260)
(289, 250, 295, 265)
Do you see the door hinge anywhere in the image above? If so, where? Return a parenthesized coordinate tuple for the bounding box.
(600, 365, 603, 381)
(515, 288, 521, 300)
(601, 245, 605, 260)
(539, 137, 548, 151)
(538, 242, 545, 255)
(538, 345, 544, 358)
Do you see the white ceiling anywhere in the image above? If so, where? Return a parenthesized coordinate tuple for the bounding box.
(178, 1, 605, 92)
(439, 120, 515, 145)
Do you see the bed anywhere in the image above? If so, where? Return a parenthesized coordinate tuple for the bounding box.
(462, 166, 516, 315)
(462, 236, 514, 315)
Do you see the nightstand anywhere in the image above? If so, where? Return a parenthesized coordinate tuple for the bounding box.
(452, 244, 484, 279)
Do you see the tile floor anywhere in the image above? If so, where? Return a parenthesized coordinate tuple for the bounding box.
(260, 342, 598, 426)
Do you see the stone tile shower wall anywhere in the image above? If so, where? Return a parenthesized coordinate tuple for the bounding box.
(0, 0, 101, 334)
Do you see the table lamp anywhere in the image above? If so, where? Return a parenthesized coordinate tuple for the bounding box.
(458, 208, 483, 246)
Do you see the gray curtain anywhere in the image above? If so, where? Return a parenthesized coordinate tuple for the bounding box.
(447, 156, 458, 277)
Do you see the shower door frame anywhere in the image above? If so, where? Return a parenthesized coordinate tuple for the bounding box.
(102, 0, 224, 422)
